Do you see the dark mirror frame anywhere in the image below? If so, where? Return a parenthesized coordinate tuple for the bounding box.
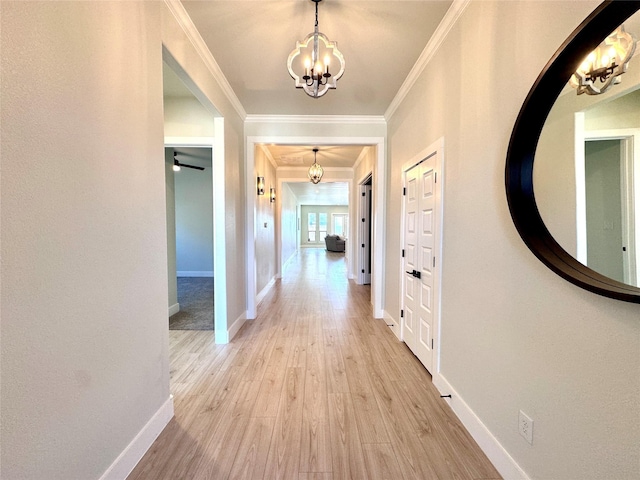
(506, 0, 640, 303)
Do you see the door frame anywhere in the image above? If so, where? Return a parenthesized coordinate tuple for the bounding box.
(399, 137, 444, 374)
(357, 174, 373, 285)
(165, 133, 228, 342)
(575, 115, 640, 284)
(246, 135, 386, 319)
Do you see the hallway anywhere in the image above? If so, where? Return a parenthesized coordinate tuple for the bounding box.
(129, 249, 500, 479)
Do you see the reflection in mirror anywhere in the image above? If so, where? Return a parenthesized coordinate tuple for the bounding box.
(534, 9, 640, 289)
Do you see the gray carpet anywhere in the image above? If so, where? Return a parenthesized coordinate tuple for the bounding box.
(169, 277, 214, 330)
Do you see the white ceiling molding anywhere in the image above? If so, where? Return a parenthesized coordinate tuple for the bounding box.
(385, 0, 470, 120)
(351, 146, 370, 172)
(276, 166, 354, 173)
(245, 115, 386, 125)
(259, 145, 279, 170)
(164, 0, 246, 120)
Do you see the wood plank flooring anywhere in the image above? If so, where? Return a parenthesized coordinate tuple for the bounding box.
(128, 249, 501, 480)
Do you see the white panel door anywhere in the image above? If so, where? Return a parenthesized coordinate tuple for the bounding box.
(403, 164, 420, 352)
(402, 154, 438, 373)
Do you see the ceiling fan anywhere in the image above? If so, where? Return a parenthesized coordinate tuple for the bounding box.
(173, 151, 205, 171)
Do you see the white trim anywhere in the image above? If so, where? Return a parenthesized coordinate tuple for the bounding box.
(382, 310, 401, 340)
(352, 147, 370, 173)
(260, 145, 279, 171)
(580, 127, 640, 285)
(399, 137, 445, 375)
(164, 127, 227, 344)
(574, 112, 587, 263)
(177, 271, 214, 277)
(276, 166, 354, 173)
(168, 303, 180, 316)
(164, 0, 246, 119)
(216, 312, 246, 344)
(245, 114, 386, 125)
(385, 0, 470, 120)
(256, 277, 276, 306)
(282, 248, 297, 276)
(247, 135, 386, 320)
(99, 396, 174, 480)
(433, 374, 530, 480)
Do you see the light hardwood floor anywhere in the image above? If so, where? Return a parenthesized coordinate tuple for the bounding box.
(129, 249, 501, 480)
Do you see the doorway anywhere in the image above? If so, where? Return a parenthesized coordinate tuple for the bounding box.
(584, 137, 637, 285)
(400, 139, 444, 375)
(162, 52, 228, 342)
(358, 175, 373, 285)
(166, 146, 214, 330)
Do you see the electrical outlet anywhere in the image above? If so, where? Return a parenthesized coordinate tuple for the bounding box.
(519, 410, 534, 445)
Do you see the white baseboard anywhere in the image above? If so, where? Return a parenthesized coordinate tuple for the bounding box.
(382, 310, 401, 340)
(177, 271, 214, 277)
(168, 303, 180, 316)
(256, 277, 276, 306)
(99, 395, 174, 480)
(282, 249, 297, 273)
(215, 312, 246, 344)
(432, 374, 529, 480)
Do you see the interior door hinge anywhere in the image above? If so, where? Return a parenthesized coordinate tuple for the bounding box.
(402, 249, 405, 258)
(433, 257, 436, 268)
(400, 309, 404, 318)
(362, 218, 365, 223)
(362, 192, 366, 197)
(403, 187, 406, 196)
(435, 172, 437, 183)
(362, 269, 365, 273)
(432, 339, 434, 349)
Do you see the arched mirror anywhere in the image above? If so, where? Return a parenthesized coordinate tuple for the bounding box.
(506, 1, 640, 303)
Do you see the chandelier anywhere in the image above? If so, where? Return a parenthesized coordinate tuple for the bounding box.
(570, 25, 636, 95)
(308, 148, 324, 184)
(287, 0, 345, 98)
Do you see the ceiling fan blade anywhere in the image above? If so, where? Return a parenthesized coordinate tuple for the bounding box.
(180, 163, 205, 171)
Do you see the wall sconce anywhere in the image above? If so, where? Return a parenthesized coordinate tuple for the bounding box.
(270, 187, 276, 203)
(257, 176, 265, 196)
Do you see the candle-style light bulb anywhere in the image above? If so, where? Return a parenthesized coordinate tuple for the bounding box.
(304, 58, 311, 77)
(324, 55, 330, 74)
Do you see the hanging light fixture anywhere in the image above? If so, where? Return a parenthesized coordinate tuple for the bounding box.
(287, 0, 345, 98)
(308, 148, 324, 184)
(570, 25, 636, 95)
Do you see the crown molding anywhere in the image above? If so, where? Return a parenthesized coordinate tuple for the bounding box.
(259, 145, 279, 171)
(245, 115, 386, 125)
(385, 0, 470, 120)
(276, 166, 354, 173)
(352, 146, 370, 172)
(164, 0, 246, 120)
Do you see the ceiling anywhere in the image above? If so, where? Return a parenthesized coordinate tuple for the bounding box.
(180, 0, 454, 116)
(165, 1, 456, 204)
(286, 181, 349, 205)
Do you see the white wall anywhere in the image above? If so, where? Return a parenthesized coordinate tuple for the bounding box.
(254, 147, 277, 295)
(1, 2, 171, 478)
(281, 183, 299, 271)
(0, 1, 248, 478)
(386, 1, 639, 479)
(164, 96, 215, 137)
(174, 151, 214, 276)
